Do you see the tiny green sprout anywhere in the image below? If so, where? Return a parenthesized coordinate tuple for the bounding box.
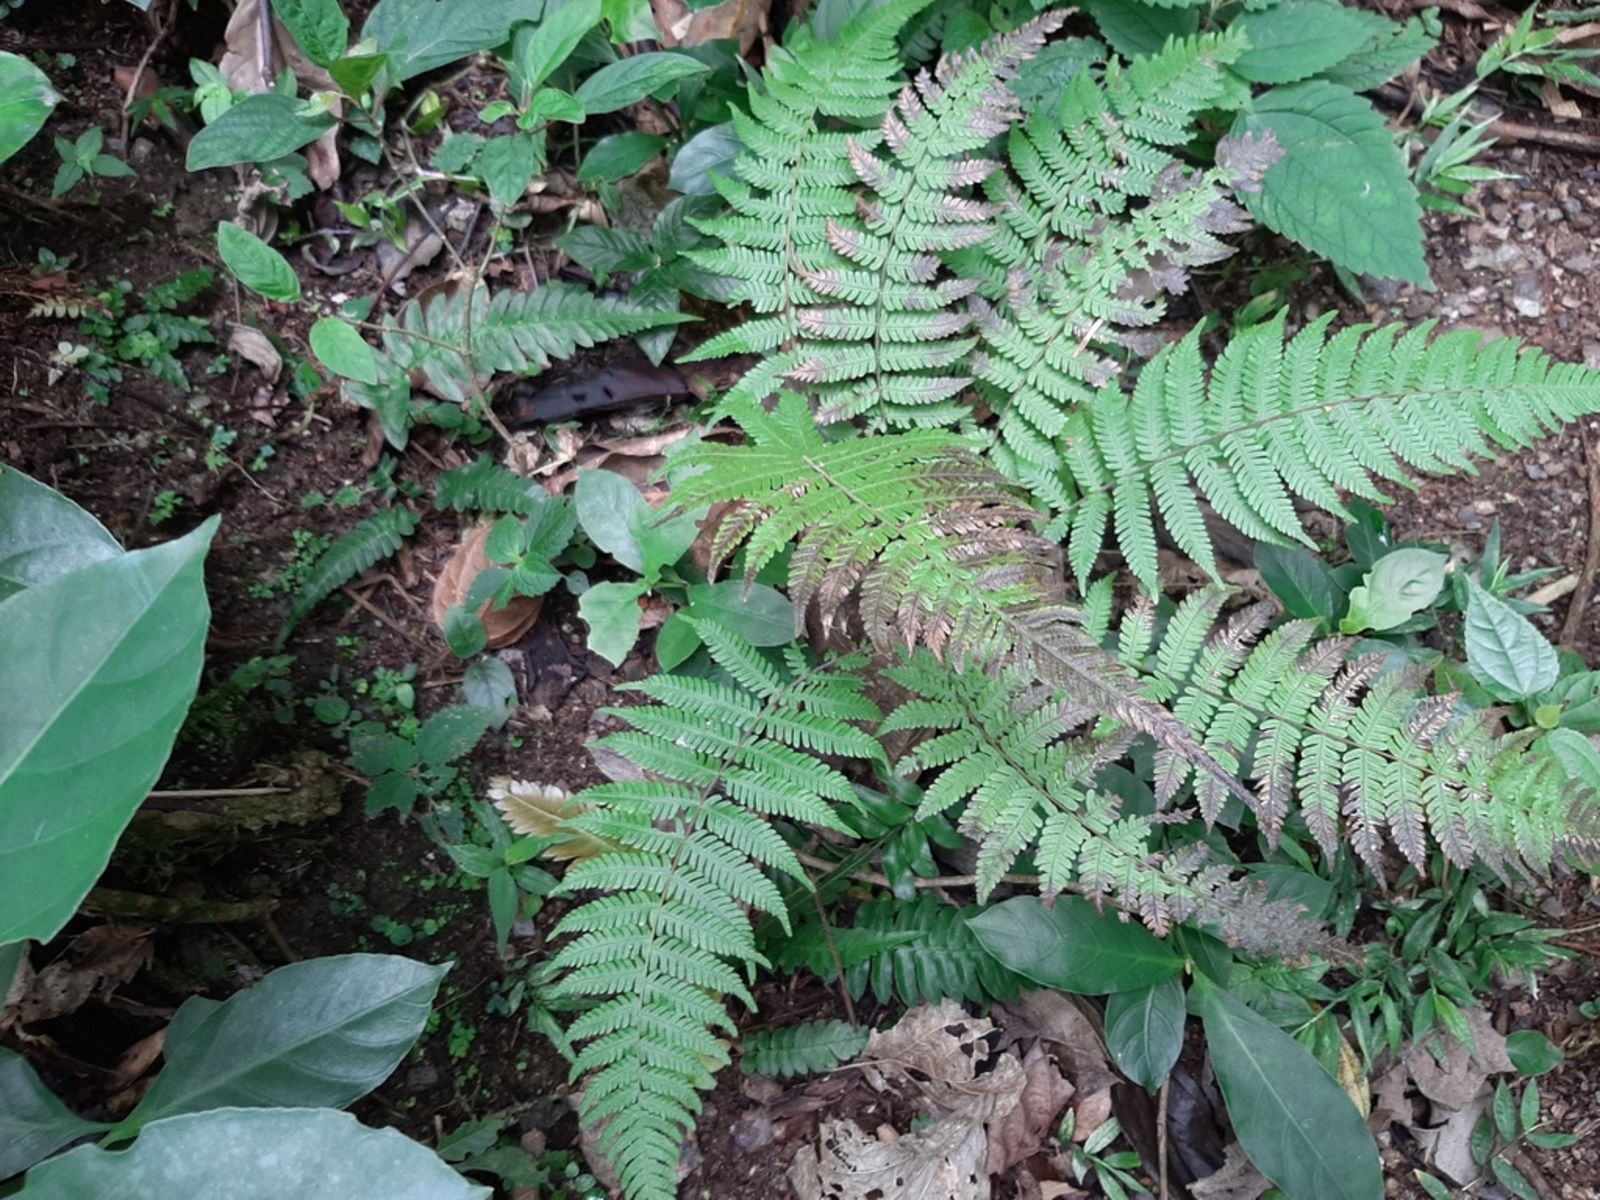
(51, 126, 136, 198)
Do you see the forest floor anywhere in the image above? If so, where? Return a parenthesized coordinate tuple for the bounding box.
(2, 1, 1600, 1198)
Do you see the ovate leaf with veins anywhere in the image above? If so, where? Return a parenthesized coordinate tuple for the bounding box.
(0, 466, 121, 598)
(0, 519, 216, 946)
(1339, 547, 1445, 633)
(0, 52, 59, 165)
(1464, 576, 1560, 700)
(1230, 81, 1427, 282)
(117, 954, 448, 1133)
(1232, 0, 1379, 84)
(18, 1108, 489, 1200)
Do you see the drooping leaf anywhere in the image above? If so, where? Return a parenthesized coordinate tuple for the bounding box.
(967, 897, 1182, 994)
(0, 1049, 109, 1180)
(187, 93, 336, 171)
(1255, 542, 1344, 626)
(1230, 81, 1427, 282)
(573, 51, 711, 115)
(0, 520, 216, 946)
(1195, 974, 1382, 1200)
(310, 318, 379, 385)
(579, 131, 667, 182)
(1104, 974, 1186, 1092)
(272, 0, 350, 67)
(117, 954, 448, 1133)
(1464, 576, 1560, 700)
(216, 223, 302, 302)
(0, 467, 121, 598)
(18, 1108, 490, 1199)
(476, 132, 541, 206)
(0, 52, 59, 166)
(512, 0, 601, 94)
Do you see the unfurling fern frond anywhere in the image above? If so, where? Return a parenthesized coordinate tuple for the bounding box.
(433, 456, 549, 515)
(277, 506, 418, 645)
(1059, 313, 1600, 589)
(969, 32, 1253, 467)
(741, 1020, 869, 1078)
(669, 392, 1248, 805)
(548, 622, 881, 1200)
(1121, 589, 1600, 878)
(881, 651, 1314, 953)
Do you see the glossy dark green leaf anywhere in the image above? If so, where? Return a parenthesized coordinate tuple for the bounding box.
(0, 52, 58, 166)
(118, 955, 448, 1133)
(1081, 0, 1197, 59)
(187, 94, 335, 171)
(0, 1049, 108, 1179)
(1104, 974, 1185, 1092)
(0, 467, 121, 598)
(1233, 0, 1377, 84)
(668, 121, 739, 194)
(683, 582, 794, 646)
(19, 1108, 490, 1199)
(579, 131, 667, 182)
(0, 520, 216, 945)
(1254, 542, 1344, 624)
(1194, 974, 1382, 1200)
(272, 0, 350, 67)
(362, 0, 524, 81)
(967, 897, 1181, 994)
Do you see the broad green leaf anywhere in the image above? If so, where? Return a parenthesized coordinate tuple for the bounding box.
(1231, 82, 1427, 283)
(1255, 542, 1344, 626)
(416, 706, 492, 765)
(462, 657, 517, 726)
(580, 580, 646, 666)
(513, 0, 602, 94)
(187, 94, 336, 171)
(329, 52, 389, 98)
(1081, 0, 1198, 60)
(216, 223, 302, 302)
(0, 53, 59, 165)
(1233, 0, 1378, 84)
(575, 469, 646, 573)
(310, 318, 379, 384)
(477, 132, 541, 206)
(443, 604, 488, 658)
(967, 896, 1181, 994)
(0, 467, 121, 598)
(1194, 974, 1382, 1200)
(1340, 547, 1445, 633)
(119, 954, 448, 1133)
(602, 0, 661, 42)
(19, 1108, 490, 1199)
(557, 226, 656, 280)
(1013, 37, 1104, 113)
(1319, 12, 1436, 91)
(579, 131, 667, 182)
(1543, 727, 1600, 798)
(0, 1049, 109, 1179)
(1105, 974, 1185, 1092)
(273, 0, 350, 67)
(1505, 1029, 1564, 1076)
(1464, 576, 1559, 700)
(670, 121, 740, 194)
(684, 581, 795, 646)
(574, 51, 711, 115)
(0, 520, 216, 946)
(362, 0, 525, 81)
(654, 610, 701, 670)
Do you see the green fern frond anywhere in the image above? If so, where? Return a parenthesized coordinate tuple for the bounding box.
(1123, 589, 1600, 878)
(549, 622, 880, 1200)
(1058, 313, 1600, 589)
(669, 392, 1248, 805)
(433, 456, 549, 515)
(881, 650, 1313, 951)
(741, 1020, 868, 1078)
(277, 507, 418, 645)
(842, 894, 1025, 1005)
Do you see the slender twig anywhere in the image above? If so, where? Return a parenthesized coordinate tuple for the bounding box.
(147, 786, 291, 800)
(120, 0, 180, 145)
(1559, 419, 1600, 648)
(1157, 1080, 1170, 1200)
(811, 889, 857, 1027)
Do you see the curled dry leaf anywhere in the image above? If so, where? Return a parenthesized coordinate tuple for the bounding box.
(431, 523, 543, 649)
(997, 990, 1116, 1144)
(487, 777, 609, 862)
(985, 1043, 1074, 1176)
(652, 0, 768, 55)
(789, 1116, 991, 1200)
(1400, 1008, 1513, 1110)
(1190, 1143, 1273, 1200)
(376, 219, 446, 294)
(5, 925, 153, 1028)
(227, 324, 283, 383)
(221, 0, 342, 189)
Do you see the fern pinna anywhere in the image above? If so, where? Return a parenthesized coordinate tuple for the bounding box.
(547, 622, 880, 1200)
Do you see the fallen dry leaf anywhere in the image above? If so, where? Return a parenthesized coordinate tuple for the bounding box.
(376, 220, 446, 294)
(865, 1002, 1024, 1123)
(487, 778, 608, 862)
(1190, 1143, 1273, 1200)
(997, 990, 1116, 1143)
(652, 0, 768, 54)
(227, 324, 282, 383)
(220, 0, 342, 189)
(6, 926, 153, 1028)
(985, 1043, 1074, 1176)
(1401, 1008, 1514, 1110)
(431, 523, 543, 648)
(789, 1117, 990, 1200)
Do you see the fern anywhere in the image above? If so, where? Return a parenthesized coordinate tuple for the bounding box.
(1057, 313, 1600, 589)
(1120, 589, 1600, 878)
(669, 391, 1247, 803)
(433, 456, 549, 515)
(349, 282, 690, 410)
(548, 621, 881, 1200)
(741, 1020, 868, 1078)
(841, 894, 1024, 1005)
(277, 506, 418, 645)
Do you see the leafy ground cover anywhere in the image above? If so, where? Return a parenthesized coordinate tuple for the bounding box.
(3, 0, 1600, 1198)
